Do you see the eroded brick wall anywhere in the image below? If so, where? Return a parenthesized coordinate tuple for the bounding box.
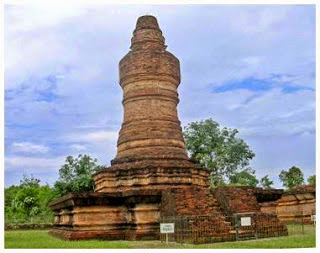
(276, 185, 316, 223)
(213, 186, 260, 215)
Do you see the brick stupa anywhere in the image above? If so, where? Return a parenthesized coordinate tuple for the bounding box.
(94, 15, 209, 193)
(50, 15, 288, 242)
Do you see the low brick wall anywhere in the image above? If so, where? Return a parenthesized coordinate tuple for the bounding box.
(276, 185, 316, 223)
(258, 185, 316, 223)
(5, 224, 53, 230)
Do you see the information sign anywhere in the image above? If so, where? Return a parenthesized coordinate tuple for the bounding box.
(241, 217, 251, 226)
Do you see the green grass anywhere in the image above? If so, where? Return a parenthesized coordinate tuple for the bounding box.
(5, 230, 132, 249)
(5, 227, 315, 249)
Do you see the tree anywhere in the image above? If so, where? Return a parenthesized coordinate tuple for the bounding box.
(54, 154, 102, 196)
(307, 175, 316, 185)
(20, 174, 40, 188)
(183, 118, 255, 186)
(4, 185, 20, 207)
(5, 175, 58, 224)
(279, 166, 304, 190)
(37, 184, 59, 216)
(229, 168, 259, 187)
(12, 177, 41, 219)
(260, 175, 274, 189)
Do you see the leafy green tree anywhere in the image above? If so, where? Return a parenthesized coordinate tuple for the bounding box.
(4, 185, 21, 222)
(15, 187, 40, 217)
(20, 174, 40, 188)
(307, 175, 316, 185)
(5, 174, 58, 224)
(229, 168, 259, 187)
(183, 118, 255, 186)
(279, 166, 304, 190)
(260, 175, 274, 189)
(4, 185, 20, 207)
(54, 154, 102, 196)
(37, 184, 59, 216)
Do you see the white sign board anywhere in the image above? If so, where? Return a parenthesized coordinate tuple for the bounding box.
(311, 215, 316, 221)
(160, 223, 174, 234)
(241, 217, 251, 226)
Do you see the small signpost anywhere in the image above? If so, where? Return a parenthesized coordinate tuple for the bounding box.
(311, 215, 316, 226)
(160, 223, 174, 244)
(241, 217, 252, 226)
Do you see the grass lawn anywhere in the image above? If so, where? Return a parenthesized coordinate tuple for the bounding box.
(5, 227, 315, 249)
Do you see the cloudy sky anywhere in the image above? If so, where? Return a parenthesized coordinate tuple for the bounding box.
(4, 5, 315, 188)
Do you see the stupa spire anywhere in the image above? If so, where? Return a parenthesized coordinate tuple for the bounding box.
(115, 15, 186, 163)
(130, 15, 166, 51)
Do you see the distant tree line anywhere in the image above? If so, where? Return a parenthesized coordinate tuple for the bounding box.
(5, 155, 102, 225)
(5, 175, 58, 225)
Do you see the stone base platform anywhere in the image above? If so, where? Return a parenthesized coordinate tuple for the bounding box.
(49, 190, 162, 240)
(93, 158, 209, 193)
(49, 186, 288, 241)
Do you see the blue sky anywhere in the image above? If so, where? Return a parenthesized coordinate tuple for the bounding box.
(4, 5, 315, 188)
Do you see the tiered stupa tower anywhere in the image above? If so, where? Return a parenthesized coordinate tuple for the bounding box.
(118, 15, 185, 161)
(93, 15, 209, 192)
(50, 15, 288, 242)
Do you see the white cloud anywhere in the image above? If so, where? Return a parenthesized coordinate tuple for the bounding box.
(241, 56, 262, 66)
(69, 144, 87, 151)
(5, 5, 87, 33)
(11, 142, 50, 154)
(5, 155, 65, 172)
(181, 87, 314, 138)
(67, 130, 118, 143)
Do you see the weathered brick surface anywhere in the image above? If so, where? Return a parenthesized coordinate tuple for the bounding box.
(276, 185, 315, 223)
(50, 190, 163, 240)
(116, 15, 184, 162)
(213, 186, 261, 215)
(161, 187, 223, 217)
(260, 201, 278, 214)
(94, 160, 209, 193)
(161, 186, 288, 242)
(160, 187, 235, 243)
(210, 186, 288, 239)
(257, 185, 316, 223)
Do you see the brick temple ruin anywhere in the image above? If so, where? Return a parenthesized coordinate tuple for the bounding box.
(260, 184, 316, 223)
(50, 15, 289, 242)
